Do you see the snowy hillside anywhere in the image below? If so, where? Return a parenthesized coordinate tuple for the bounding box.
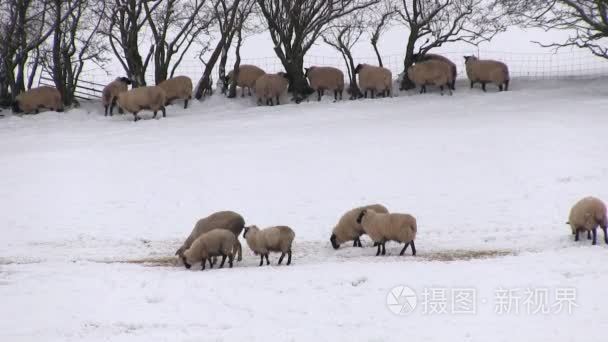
(1, 79, 608, 341)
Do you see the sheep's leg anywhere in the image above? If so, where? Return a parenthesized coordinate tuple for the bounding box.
(451, 80, 456, 90)
(184, 98, 189, 109)
(575, 229, 580, 241)
(419, 86, 424, 94)
(278, 252, 285, 265)
(242, 88, 246, 97)
(219, 254, 227, 268)
(201, 258, 206, 270)
(470, 81, 474, 89)
(162, 107, 166, 118)
(276, 96, 280, 105)
(371, 89, 375, 99)
(381, 242, 386, 256)
(287, 250, 292, 265)
(499, 84, 504, 91)
(592, 228, 598, 245)
(259, 254, 264, 266)
(440, 85, 444, 96)
(481, 82, 487, 92)
(104, 105, 108, 116)
(133, 112, 139, 122)
(153, 111, 158, 118)
(603, 227, 608, 244)
(400, 242, 410, 256)
(505, 80, 509, 91)
(317, 90, 322, 101)
(264, 254, 270, 265)
(228, 254, 234, 268)
(587, 230, 592, 240)
(410, 241, 416, 256)
(375, 243, 382, 256)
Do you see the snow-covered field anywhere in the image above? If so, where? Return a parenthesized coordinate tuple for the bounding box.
(1, 79, 608, 341)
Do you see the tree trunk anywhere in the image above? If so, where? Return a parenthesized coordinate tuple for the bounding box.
(228, 30, 243, 99)
(278, 51, 311, 101)
(372, 41, 383, 67)
(195, 39, 225, 100)
(399, 29, 418, 90)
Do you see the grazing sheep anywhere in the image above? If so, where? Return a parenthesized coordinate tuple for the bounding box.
(102, 77, 132, 116)
(181, 230, 240, 270)
(568, 196, 608, 245)
(116, 86, 167, 122)
(12, 86, 63, 114)
(356, 209, 417, 256)
(413, 53, 457, 90)
(354, 64, 392, 98)
(224, 65, 266, 96)
(243, 225, 295, 266)
(304, 66, 345, 101)
(254, 72, 290, 106)
(408, 60, 454, 96)
(176, 210, 245, 261)
(464, 56, 510, 92)
(157, 76, 193, 109)
(330, 204, 389, 249)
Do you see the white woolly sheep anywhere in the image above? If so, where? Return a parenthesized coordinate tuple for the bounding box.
(157, 76, 193, 109)
(408, 60, 454, 96)
(224, 65, 266, 96)
(181, 229, 240, 270)
(176, 210, 245, 261)
(254, 72, 290, 106)
(464, 56, 510, 92)
(116, 86, 167, 122)
(354, 64, 392, 98)
(305, 66, 345, 101)
(102, 77, 132, 116)
(568, 196, 608, 245)
(243, 225, 295, 266)
(356, 209, 417, 256)
(330, 204, 389, 249)
(13, 86, 63, 114)
(413, 53, 457, 90)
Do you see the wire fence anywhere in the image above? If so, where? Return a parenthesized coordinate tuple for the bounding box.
(54, 49, 608, 99)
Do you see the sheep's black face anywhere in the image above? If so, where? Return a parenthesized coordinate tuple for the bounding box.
(356, 210, 367, 224)
(11, 100, 21, 113)
(304, 68, 310, 78)
(182, 256, 191, 269)
(243, 227, 250, 238)
(354, 64, 363, 74)
(119, 77, 133, 85)
(412, 53, 421, 62)
(464, 56, 474, 63)
(330, 234, 340, 249)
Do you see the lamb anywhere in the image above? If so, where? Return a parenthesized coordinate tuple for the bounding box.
(330, 204, 389, 249)
(116, 86, 167, 122)
(413, 53, 457, 90)
(175, 210, 245, 261)
(304, 66, 345, 101)
(157, 76, 193, 109)
(12, 86, 64, 114)
(354, 64, 392, 98)
(102, 77, 132, 116)
(464, 56, 510, 92)
(407, 60, 454, 96)
(254, 72, 290, 106)
(356, 209, 417, 256)
(243, 225, 295, 266)
(224, 65, 266, 97)
(181, 229, 241, 270)
(567, 196, 608, 245)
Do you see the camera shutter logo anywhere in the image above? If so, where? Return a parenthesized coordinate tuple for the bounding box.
(387, 286, 417, 315)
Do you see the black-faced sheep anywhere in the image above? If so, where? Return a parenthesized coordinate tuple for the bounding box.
(224, 65, 266, 96)
(568, 196, 608, 245)
(243, 225, 295, 266)
(181, 229, 240, 270)
(254, 72, 290, 106)
(464, 56, 510, 92)
(157, 76, 193, 109)
(413, 53, 457, 90)
(102, 77, 132, 116)
(354, 64, 392, 98)
(408, 60, 454, 95)
(305, 66, 345, 101)
(330, 204, 389, 249)
(116, 86, 167, 122)
(13, 86, 64, 114)
(176, 210, 245, 260)
(356, 209, 417, 256)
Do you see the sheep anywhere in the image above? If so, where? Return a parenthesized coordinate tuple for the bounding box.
(181, 229, 240, 270)
(116, 86, 167, 122)
(354, 64, 392, 99)
(304, 66, 345, 101)
(224, 65, 266, 97)
(407, 60, 454, 96)
(102, 77, 132, 116)
(464, 56, 510, 92)
(330, 204, 389, 249)
(157, 76, 193, 109)
(243, 225, 295, 266)
(413, 53, 457, 90)
(12, 86, 64, 114)
(176, 210, 245, 261)
(356, 209, 417, 256)
(567, 196, 608, 245)
(254, 72, 290, 106)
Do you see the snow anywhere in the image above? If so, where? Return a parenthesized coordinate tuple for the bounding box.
(1, 78, 608, 341)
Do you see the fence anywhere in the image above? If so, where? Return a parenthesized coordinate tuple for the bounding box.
(38, 73, 104, 101)
(41, 49, 608, 98)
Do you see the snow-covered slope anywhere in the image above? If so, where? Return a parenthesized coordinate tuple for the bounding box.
(1, 79, 607, 341)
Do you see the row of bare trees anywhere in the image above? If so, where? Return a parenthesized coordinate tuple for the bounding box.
(1, 0, 607, 108)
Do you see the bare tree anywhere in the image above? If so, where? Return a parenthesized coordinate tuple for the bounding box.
(322, 17, 365, 99)
(102, 0, 162, 87)
(227, 0, 258, 98)
(143, 0, 212, 84)
(367, 1, 397, 67)
(257, 0, 379, 100)
(501, 0, 608, 59)
(395, 0, 507, 90)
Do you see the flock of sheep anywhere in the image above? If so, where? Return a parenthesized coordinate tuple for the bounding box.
(10, 53, 511, 120)
(175, 196, 607, 271)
